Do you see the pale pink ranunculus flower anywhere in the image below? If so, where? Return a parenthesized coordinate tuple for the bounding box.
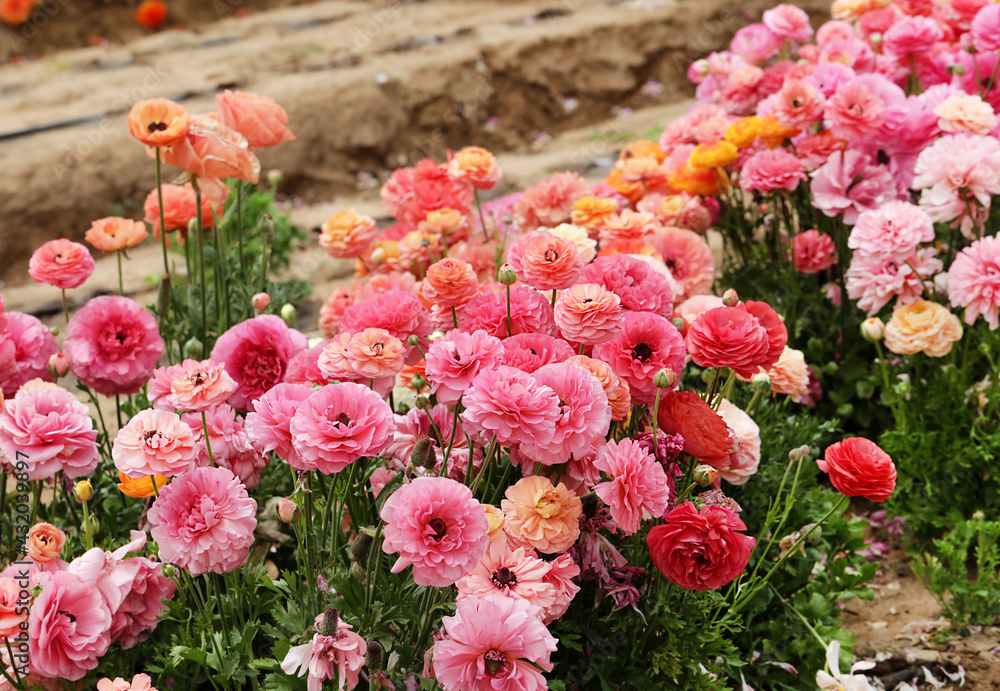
(824, 81, 885, 142)
(593, 438, 670, 535)
(793, 229, 838, 274)
(113, 408, 198, 479)
(181, 404, 270, 488)
(380, 476, 489, 588)
(29, 570, 112, 681)
(164, 358, 237, 412)
(934, 94, 997, 136)
(578, 254, 674, 319)
(848, 201, 935, 260)
(0, 577, 25, 638)
(424, 329, 505, 405)
(912, 134, 1000, 238)
(730, 23, 782, 63)
(0, 312, 59, 396)
(0, 382, 99, 481)
(108, 556, 176, 650)
(457, 540, 557, 613)
(28, 238, 95, 290)
(948, 236, 1000, 330)
(540, 552, 581, 623)
(811, 150, 899, 225)
(281, 612, 367, 691)
(215, 89, 295, 151)
(715, 398, 761, 486)
(96, 674, 156, 691)
(346, 328, 406, 379)
(67, 531, 147, 625)
(648, 226, 715, 302)
(461, 366, 560, 447)
(246, 382, 315, 465)
(147, 466, 257, 576)
(432, 596, 557, 691)
(317, 332, 358, 383)
(763, 4, 814, 42)
(506, 230, 585, 292)
(591, 311, 686, 406)
(554, 283, 625, 346)
(846, 248, 943, 315)
(513, 171, 588, 231)
(739, 149, 807, 194)
(63, 296, 165, 397)
(289, 382, 395, 474)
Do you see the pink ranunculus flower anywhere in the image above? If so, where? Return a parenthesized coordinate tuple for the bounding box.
(164, 358, 238, 412)
(246, 382, 315, 464)
(338, 290, 432, 362)
(147, 466, 257, 576)
(63, 296, 165, 397)
(67, 531, 148, 626)
(715, 398, 761, 486)
(380, 476, 490, 587)
(739, 149, 806, 194)
(182, 404, 270, 488)
(317, 333, 359, 383)
(513, 171, 588, 231)
(500, 333, 574, 373)
(882, 16, 944, 58)
(541, 552, 581, 623)
(215, 89, 295, 150)
(457, 541, 557, 613)
(824, 81, 885, 142)
(592, 311, 686, 406)
(554, 283, 625, 345)
(113, 409, 198, 478)
(846, 248, 942, 315)
(772, 80, 826, 130)
(0, 382, 99, 481)
(318, 284, 356, 338)
(912, 134, 1000, 238)
(281, 610, 367, 691)
(810, 150, 899, 225)
(96, 674, 157, 691)
(381, 158, 474, 227)
(461, 365, 561, 447)
(730, 23, 782, 63)
(763, 4, 813, 42)
(433, 596, 558, 691)
(289, 382, 395, 474)
(28, 239, 95, 290)
(210, 314, 308, 412)
(0, 312, 59, 396)
(346, 328, 406, 379)
(793, 229, 838, 274)
(593, 438, 670, 535)
(506, 230, 585, 292)
(948, 236, 1000, 330)
(284, 340, 333, 388)
(108, 556, 176, 650)
(578, 254, 674, 319)
(972, 2, 1000, 52)
(425, 329, 505, 404)
(29, 570, 112, 681)
(648, 226, 715, 302)
(458, 285, 557, 339)
(848, 201, 935, 259)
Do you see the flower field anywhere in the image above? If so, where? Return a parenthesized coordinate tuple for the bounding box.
(2, 0, 1000, 689)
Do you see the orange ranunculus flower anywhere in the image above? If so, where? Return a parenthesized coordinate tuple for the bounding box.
(215, 90, 296, 151)
(27, 523, 66, 564)
(669, 164, 724, 197)
(756, 116, 800, 149)
(596, 239, 663, 261)
(447, 146, 502, 190)
(618, 155, 670, 186)
(725, 116, 763, 149)
(320, 209, 379, 259)
(85, 217, 149, 253)
(618, 139, 666, 164)
(127, 98, 190, 148)
(162, 114, 261, 183)
(135, 0, 167, 30)
(1, 0, 38, 25)
(604, 167, 644, 205)
(688, 141, 739, 170)
(571, 196, 619, 230)
(143, 182, 226, 246)
(358, 240, 404, 276)
(118, 471, 168, 498)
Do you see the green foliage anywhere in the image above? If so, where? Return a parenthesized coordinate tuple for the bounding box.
(912, 517, 1000, 627)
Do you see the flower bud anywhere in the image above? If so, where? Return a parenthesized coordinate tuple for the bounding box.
(410, 373, 428, 391)
(74, 480, 93, 502)
(894, 380, 911, 396)
(751, 371, 771, 393)
(47, 353, 69, 378)
(721, 289, 739, 307)
(972, 510, 986, 523)
(700, 368, 715, 384)
(860, 317, 884, 343)
(823, 361, 838, 376)
(947, 63, 966, 76)
(267, 169, 284, 188)
(693, 464, 719, 487)
(157, 272, 172, 316)
(370, 247, 386, 264)
(352, 532, 374, 567)
(277, 498, 297, 523)
(317, 574, 329, 592)
(318, 607, 339, 637)
(671, 317, 687, 332)
(366, 640, 385, 672)
(184, 337, 204, 359)
(414, 396, 432, 411)
(280, 303, 297, 327)
(788, 444, 811, 462)
(409, 436, 435, 469)
(252, 292, 271, 312)
(161, 563, 177, 579)
(498, 264, 517, 286)
(654, 368, 676, 389)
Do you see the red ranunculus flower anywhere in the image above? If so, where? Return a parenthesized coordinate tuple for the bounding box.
(657, 390, 733, 469)
(685, 306, 770, 378)
(817, 437, 896, 502)
(739, 300, 787, 371)
(647, 501, 756, 591)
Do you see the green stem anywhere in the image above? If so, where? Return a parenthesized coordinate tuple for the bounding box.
(116, 250, 125, 296)
(505, 284, 513, 337)
(61, 289, 69, 323)
(155, 149, 171, 278)
(151, 474, 160, 498)
(194, 181, 208, 345)
(474, 189, 490, 242)
(201, 410, 215, 467)
(81, 498, 94, 550)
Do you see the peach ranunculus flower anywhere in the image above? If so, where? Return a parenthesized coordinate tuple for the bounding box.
(346, 328, 407, 379)
(554, 283, 625, 346)
(166, 359, 238, 412)
(97, 673, 156, 691)
(215, 89, 295, 151)
(422, 257, 480, 308)
(85, 217, 150, 253)
(447, 146, 502, 190)
(884, 300, 964, 357)
(143, 183, 226, 246)
(546, 223, 597, 264)
(127, 98, 190, 148)
(417, 208, 471, 245)
(118, 471, 169, 499)
(319, 209, 380, 259)
(501, 475, 582, 554)
(565, 354, 631, 422)
(162, 114, 260, 183)
(506, 230, 585, 291)
(933, 94, 998, 136)
(571, 196, 619, 233)
(27, 522, 66, 564)
(763, 346, 810, 398)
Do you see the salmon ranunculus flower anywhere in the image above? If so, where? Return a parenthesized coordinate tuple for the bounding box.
(28, 239, 95, 290)
(565, 354, 631, 421)
(127, 98, 190, 148)
(553, 283, 624, 345)
(422, 257, 480, 307)
(27, 523, 66, 564)
(507, 230, 585, 291)
(85, 217, 149, 253)
(447, 146, 502, 190)
(688, 141, 739, 170)
(319, 209, 380, 259)
(346, 328, 406, 379)
(164, 358, 238, 412)
(502, 475, 582, 554)
(113, 409, 198, 479)
(215, 89, 295, 151)
(117, 471, 168, 499)
(883, 300, 963, 357)
(418, 208, 472, 245)
(143, 183, 226, 245)
(764, 346, 810, 398)
(162, 114, 260, 183)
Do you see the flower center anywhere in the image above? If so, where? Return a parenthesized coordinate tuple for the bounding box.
(148, 121, 168, 132)
(544, 248, 558, 262)
(491, 566, 517, 588)
(534, 489, 561, 519)
(484, 649, 507, 677)
(143, 429, 165, 448)
(333, 412, 352, 427)
(427, 518, 447, 541)
(631, 343, 653, 361)
(371, 342, 384, 356)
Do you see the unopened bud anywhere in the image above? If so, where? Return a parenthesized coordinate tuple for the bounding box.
(267, 169, 284, 188)
(824, 361, 839, 376)
(654, 368, 676, 389)
(252, 292, 271, 312)
(701, 368, 715, 384)
(894, 380, 911, 395)
(352, 532, 374, 567)
(721, 289, 739, 307)
(184, 337, 204, 359)
(74, 480, 93, 502)
(370, 247, 386, 264)
(277, 498, 297, 523)
(671, 317, 687, 331)
(751, 372, 771, 392)
(280, 303, 297, 327)
(162, 563, 177, 579)
(972, 510, 986, 523)
(410, 373, 427, 390)
(49, 325, 59, 337)
(693, 464, 719, 486)
(47, 353, 69, 378)
(860, 317, 884, 343)
(319, 607, 339, 637)
(407, 334, 420, 347)
(366, 640, 385, 671)
(414, 396, 432, 410)
(410, 436, 435, 469)
(788, 445, 811, 462)
(498, 264, 517, 286)
(259, 214, 275, 243)
(947, 63, 966, 76)
(158, 273, 172, 315)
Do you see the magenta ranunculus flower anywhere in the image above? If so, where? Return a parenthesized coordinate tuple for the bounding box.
(847, 201, 935, 260)
(506, 230, 585, 291)
(0, 382, 99, 481)
(380, 476, 490, 587)
(948, 236, 1000, 330)
(246, 382, 315, 464)
(0, 312, 59, 396)
(432, 597, 558, 691)
(63, 296, 165, 396)
(972, 3, 1000, 52)
(211, 315, 308, 412)
(461, 365, 560, 447)
(113, 409, 198, 479)
(578, 254, 674, 319)
(458, 286, 557, 339)
(147, 466, 257, 577)
(424, 329, 505, 404)
(28, 238, 95, 290)
(29, 570, 112, 681)
(517, 362, 610, 466)
(289, 382, 395, 474)
(882, 16, 944, 59)
(593, 438, 670, 535)
(500, 333, 574, 373)
(739, 149, 807, 194)
(591, 311, 686, 406)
